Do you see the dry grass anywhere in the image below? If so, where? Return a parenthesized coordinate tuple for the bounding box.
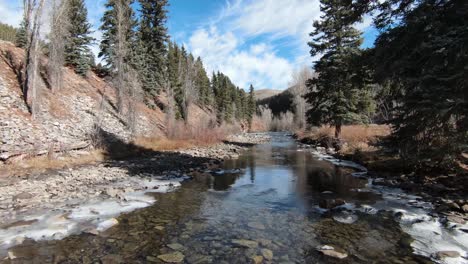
(0, 150, 105, 178)
(134, 121, 229, 151)
(303, 124, 391, 154)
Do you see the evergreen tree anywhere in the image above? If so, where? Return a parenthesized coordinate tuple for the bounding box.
(99, 0, 137, 71)
(373, 0, 468, 161)
(247, 84, 256, 126)
(304, 0, 373, 138)
(65, 0, 94, 76)
(138, 0, 169, 103)
(195, 57, 211, 106)
(15, 20, 28, 48)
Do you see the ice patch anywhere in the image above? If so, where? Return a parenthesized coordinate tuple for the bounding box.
(0, 177, 186, 253)
(308, 149, 468, 263)
(310, 150, 368, 172)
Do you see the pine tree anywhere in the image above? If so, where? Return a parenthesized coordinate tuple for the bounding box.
(16, 19, 28, 48)
(373, 0, 468, 161)
(65, 0, 94, 76)
(99, 0, 137, 71)
(304, 0, 373, 138)
(247, 84, 256, 127)
(138, 0, 169, 104)
(195, 57, 211, 106)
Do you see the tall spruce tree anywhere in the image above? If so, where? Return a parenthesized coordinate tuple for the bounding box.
(373, 0, 468, 161)
(305, 0, 373, 138)
(65, 0, 94, 76)
(15, 20, 28, 48)
(138, 0, 169, 104)
(247, 84, 256, 127)
(99, 0, 137, 71)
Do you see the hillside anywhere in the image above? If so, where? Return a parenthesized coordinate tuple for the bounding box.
(256, 86, 296, 116)
(254, 89, 282, 101)
(0, 41, 216, 164)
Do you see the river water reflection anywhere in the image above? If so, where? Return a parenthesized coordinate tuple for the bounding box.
(3, 133, 439, 263)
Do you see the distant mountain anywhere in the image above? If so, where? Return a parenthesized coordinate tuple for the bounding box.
(254, 89, 282, 101)
(257, 86, 297, 116)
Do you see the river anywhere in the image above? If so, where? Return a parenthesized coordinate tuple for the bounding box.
(1, 133, 467, 263)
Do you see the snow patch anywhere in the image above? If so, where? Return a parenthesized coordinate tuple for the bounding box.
(0, 177, 185, 253)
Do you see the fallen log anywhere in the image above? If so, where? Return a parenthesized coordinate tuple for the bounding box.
(0, 141, 91, 162)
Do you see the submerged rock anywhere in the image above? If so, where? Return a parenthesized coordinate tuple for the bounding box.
(251, 255, 263, 264)
(317, 245, 348, 259)
(261, 248, 274, 260)
(157, 252, 185, 263)
(231, 239, 258, 248)
(333, 212, 358, 224)
(167, 243, 184, 251)
(247, 222, 266, 230)
(319, 198, 345, 209)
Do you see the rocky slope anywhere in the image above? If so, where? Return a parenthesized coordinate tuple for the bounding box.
(0, 41, 217, 164)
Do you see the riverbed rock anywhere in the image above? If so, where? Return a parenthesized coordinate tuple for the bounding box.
(167, 243, 184, 251)
(231, 239, 258, 248)
(247, 222, 266, 230)
(14, 192, 33, 200)
(261, 248, 273, 260)
(462, 204, 468, 213)
(317, 245, 348, 259)
(447, 215, 466, 224)
(157, 252, 185, 263)
(251, 255, 263, 264)
(7, 251, 16, 260)
(319, 198, 345, 209)
(435, 251, 460, 259)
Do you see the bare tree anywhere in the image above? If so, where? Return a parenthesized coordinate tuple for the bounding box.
(113, 0, 141, 137)
(48, 0, 69, 92)
(23, 0, 46, 119)
(258, 105, 273, 130)
(182, 55, 199, 122)
(289, 66, 315, 130)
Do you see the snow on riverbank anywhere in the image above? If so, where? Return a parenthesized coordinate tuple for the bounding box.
(0, 177, 186, 253)
(302, 144, 468, 264)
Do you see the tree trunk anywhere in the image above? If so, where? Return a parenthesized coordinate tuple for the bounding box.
(335, 123, 342, 139)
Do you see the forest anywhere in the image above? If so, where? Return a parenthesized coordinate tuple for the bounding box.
(5, 0, 256, 134)
(0, 0, 467, 263)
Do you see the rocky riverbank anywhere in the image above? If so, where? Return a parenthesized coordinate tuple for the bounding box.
(0, 133, 270, 252)
(296, 132, 468, 217)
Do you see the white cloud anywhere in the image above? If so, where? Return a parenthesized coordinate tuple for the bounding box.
(230, 0, 321, 39)
(185, 0, 326, 90)
(189, 26, 293, 89)
(0, 0, 23, 27)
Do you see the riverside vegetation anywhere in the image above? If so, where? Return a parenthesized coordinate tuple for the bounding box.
(0, 0, 467, 263)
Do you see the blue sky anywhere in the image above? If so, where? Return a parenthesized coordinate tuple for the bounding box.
(0, 0, 377, 90)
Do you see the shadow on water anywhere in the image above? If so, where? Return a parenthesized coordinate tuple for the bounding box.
(2, 132, 433, 263)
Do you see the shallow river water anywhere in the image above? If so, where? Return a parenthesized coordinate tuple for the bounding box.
(1, 133, 467, 263)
